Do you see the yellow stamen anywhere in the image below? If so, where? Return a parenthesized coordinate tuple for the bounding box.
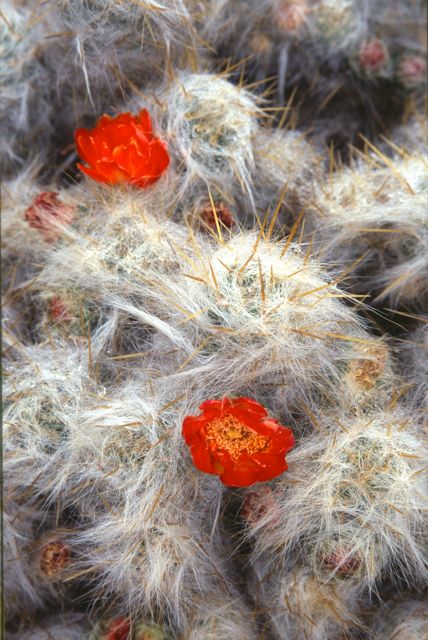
(205, 414, 269, 459)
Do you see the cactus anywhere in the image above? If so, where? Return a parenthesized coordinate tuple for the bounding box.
(2, 0, 427, 637)
(311, 151, 428, 308)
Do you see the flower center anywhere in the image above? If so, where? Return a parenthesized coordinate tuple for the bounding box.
(205, 414, 270, 459)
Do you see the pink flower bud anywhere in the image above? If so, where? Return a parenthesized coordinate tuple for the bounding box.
(358, 39, 389, 74)
(398, 55, 426, 87)
(321, 548, 361, 575)
(49, 295, 73, 324)
(241, 486, 280, 525)
(200, 202, 235, 231)
(24, 192, 74, 242)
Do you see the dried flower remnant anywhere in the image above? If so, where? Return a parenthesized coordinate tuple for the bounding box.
(319, 547, 362, 576)
(48, 295, 72, 324)
(75, 110, 170, 188)
(347, 342, 388, 391)
(39, 540, 70, 577)
(102, 617, 131, 640)
(358, 39, 389, 74)
(276, 1, 309, 33)
(249, 33, 273, 56)
(241, 485, 280, 526)
(182, 397, 295, 487)
(398, 56, 427, 88)
(200, 202, 235, 231)
(24, 192, 75, 242)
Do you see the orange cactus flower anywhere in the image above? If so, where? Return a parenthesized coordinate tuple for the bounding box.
(182, 397, 295, 487)
(74, 109, 170, 188)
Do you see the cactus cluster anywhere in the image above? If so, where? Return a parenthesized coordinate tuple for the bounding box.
(2, 1, 427, 638)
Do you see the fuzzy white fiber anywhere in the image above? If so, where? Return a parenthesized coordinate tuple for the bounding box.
(247, 409, 428, 590)
(2, 0, 428, 637)
(312, 151, 428, 307)
(5, 614, 91, 640)
(369, 596, 428, 639)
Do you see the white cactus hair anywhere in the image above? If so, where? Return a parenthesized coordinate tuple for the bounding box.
(39, 373, 249, 630)
(312, 150, 428, 307)
(248, 409, 428, 590)
(150, 71, 261, 207)
(2, 0, 428, 635)
(248, 126, 325, 228)
(400, 322, 428, 413)
(6, 613, 91, 640)
(0, 2, 54, 174)
(369, 596, 428, 639)
(250, 556, 364, 640)
(1, 0, 198, 178)
(44, 0, 198, 103)
(120, 229, 373, 417)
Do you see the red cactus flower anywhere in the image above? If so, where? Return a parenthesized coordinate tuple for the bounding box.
(200, 202, 235, 230)
(39, 540, 70, 577)
(398, 55, 426, 87)
(104, 617, 131, 640)
(182, 397, 295, 487)
(75, 110, 170, 188)
(358, 39, 389, 73)
(24, 192, 74, 242)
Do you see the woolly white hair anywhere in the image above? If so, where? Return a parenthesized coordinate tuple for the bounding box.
(204, 0, 369, 78)
(3, 504, 56, 621)
(249, 554, 364, 640)
(247, 408, 427, 590)
(2, 2, 427, 635)
(1, 0, 198, 179)
(400, 322, 428, 414)
(243, 126, 324, 228)
(2, 175, 80, 346)
(120, 230, 372, 420)
(6, 614, 90, 640)
(203, 0, 426, 152)
(312, 151, 428, 308)
(149, 71, 261, 208)
(184, 597, 259, 639)
(0, 2, 54, 175)
(387, 114, 428, 156)
(2, 339, 99, 620)
(369, 596, 428, 639)
(46, 0, 198, 105)
(40, 374, 256, 632)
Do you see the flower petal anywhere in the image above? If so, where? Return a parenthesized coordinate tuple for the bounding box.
(220, 465, 259, 487)
(138, 109, 154, 138)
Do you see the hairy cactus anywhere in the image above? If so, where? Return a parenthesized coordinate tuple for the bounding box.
(247, 409, 427, 590)
(2, 0, 427, 637)
(311, 151, 428, 308)
(369, 596, 428, 639)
